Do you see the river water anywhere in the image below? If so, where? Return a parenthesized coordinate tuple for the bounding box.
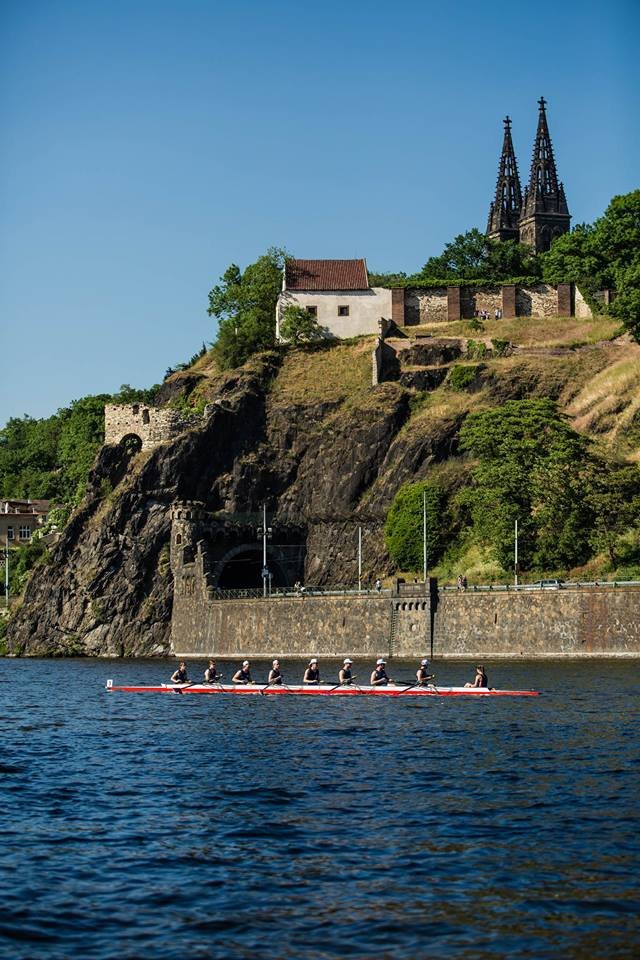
(0, 658, 638, 959)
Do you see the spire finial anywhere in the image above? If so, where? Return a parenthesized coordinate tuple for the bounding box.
(504, 115, 511, 128)
(538, 96, 547, 112)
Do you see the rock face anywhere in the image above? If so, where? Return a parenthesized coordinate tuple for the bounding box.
(7, 336, 623, 657)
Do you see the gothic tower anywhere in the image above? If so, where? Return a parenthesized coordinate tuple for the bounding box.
(518, 97, 571, 252)
(487, 116, 522, 243)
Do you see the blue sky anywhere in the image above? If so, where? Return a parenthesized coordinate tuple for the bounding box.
(1, 0, 638, 421)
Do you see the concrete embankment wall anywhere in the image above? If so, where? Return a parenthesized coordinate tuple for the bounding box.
(172, 579, 640, 659)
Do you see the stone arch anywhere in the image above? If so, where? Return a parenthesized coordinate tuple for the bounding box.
(119, 433, 142, 456)
(212, 543, 292, 591)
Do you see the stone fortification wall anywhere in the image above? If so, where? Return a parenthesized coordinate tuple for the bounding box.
(104, 404, 195, 450)
(172, 571, 640, 659)
(399, 284, 592, 326)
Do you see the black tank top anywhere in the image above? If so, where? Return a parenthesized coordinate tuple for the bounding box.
(418, 667, 429, 681)
(270, 669, 281, 681)
(306, 667, 319, 682)
(478, 673, 488, 688)
(373, 667, 388, 682)
(238, 668, 251, 682)
(341, 668, 352, 681)
(175, 669, 188, 682)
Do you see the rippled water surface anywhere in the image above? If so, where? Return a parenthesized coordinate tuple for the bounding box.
(1, 658, 639, 959)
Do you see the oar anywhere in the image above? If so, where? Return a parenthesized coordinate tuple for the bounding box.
(325, 675, 358, 694)
(397, 676, 436, 696)
(260, 677, 285, 695)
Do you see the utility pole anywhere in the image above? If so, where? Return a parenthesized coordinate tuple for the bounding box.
(258, 504, 272, 598)
(514, 518, 519, 587)
(358, 525, 362, 593)
(4, 532, 8, 609)
(423, 491, 428, 584)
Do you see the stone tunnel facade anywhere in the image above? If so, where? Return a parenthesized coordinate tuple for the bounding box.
(104, 403, 195, 450)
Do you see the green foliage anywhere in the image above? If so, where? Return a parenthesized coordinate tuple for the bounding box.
(543, 190, 640, 337)
(458, 399, 595, 570)
(448, 365, 478, 391)
(466, 340, 487, 360)
(0, 385, 156, 506)
(492, 339, 510, 357)
(279, 305, 324, 344)
(0, 616, 7, 655)
(418, 229, 541, 282)
(7, 539, 49, 597)
(582, 461, 640, 566)
(208, 247, 287, 370)
(385, 480, 450, 571)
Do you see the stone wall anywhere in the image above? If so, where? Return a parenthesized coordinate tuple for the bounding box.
(104, 404, 195, 450)
(515, 284, 559, 318)
(405, 289, 448, 325)
(172, 546, 640, 659)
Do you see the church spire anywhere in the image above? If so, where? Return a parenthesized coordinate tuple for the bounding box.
(519, 97, 571, 252)
(487, 116, 523, 243)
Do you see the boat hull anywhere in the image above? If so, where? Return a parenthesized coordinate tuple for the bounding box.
(105, 681, 540, 697)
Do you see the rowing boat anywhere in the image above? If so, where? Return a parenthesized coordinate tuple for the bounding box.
(105, 680, 540, 697)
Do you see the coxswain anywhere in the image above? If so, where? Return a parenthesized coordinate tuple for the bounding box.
(338, 658, 354, 685)
(170, 661, 190, 683)
(465, 664, 488, 688)
(370, 658, 389, 686)
(416, 658, 434, 686)
(204, 659, 219, 683)
(268, 660, 283, 685)
(232, 660, 252, 684)
(303, 659, 320, 684)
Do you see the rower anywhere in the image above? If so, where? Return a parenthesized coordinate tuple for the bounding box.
(268, 659, 283, 685)
(465, 664, 488, 688)
(303, 659, 320, 684)
(204, 659, 220, 683)
(232, 660, 252, 684)
(370, 658, 389, 686)
(338, 658, 354, 685)
(170, 661, 189, 683)
(416, 658, 434, 686)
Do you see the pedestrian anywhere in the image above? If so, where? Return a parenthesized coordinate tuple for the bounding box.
(374, 578, 382, 593)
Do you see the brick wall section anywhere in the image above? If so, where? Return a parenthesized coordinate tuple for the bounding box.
(104, 404, 195, 450)
(502, 284, 517, 318)
(391, 288, 405, 327)
(557, 283, 575, 317)
(447, 286, 461, 321)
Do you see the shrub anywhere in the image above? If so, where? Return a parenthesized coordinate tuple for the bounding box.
(449, 365, 478, 391)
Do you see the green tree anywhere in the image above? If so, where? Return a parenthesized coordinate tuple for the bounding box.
(458, 399, 592, 570)
(419, 229, 540, 281)
(385, 480, 449, 572)
(208, 247, 287, 369)
(543, 190, 640, 336)
(582, 461, 640, 567)
(279, 305, 324, 345)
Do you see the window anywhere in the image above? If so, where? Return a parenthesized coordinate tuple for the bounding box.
(306, 306, 317, 318)
(7, 526, 14, 541)
(338, 305, 350, 317)
(19, 526, 31, 541)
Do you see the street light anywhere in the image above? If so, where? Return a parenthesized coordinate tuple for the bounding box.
(257, 504, 273, 598)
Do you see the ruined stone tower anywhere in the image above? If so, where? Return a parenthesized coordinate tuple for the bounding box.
(487, 116, 523, 243)
(170, 501, 206, 573)
(518, 97, 571, 253)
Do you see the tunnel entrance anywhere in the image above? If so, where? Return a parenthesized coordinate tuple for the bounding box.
(216, 547, 288, 591)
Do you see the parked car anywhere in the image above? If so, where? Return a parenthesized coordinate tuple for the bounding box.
(532, 579, 564, 589)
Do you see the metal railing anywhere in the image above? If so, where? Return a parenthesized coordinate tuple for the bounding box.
(439, 579, 640, 593)
(209, 585, 390, 601)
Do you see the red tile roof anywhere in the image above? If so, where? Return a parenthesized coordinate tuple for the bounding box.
(285, 259, 369, 291)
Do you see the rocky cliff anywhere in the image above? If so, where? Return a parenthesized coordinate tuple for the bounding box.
(8, 326, 639, 657)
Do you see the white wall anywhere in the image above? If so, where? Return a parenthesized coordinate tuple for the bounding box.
(277, 288, 392, 340)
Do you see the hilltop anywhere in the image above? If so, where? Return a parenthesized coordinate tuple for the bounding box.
(6, 308, 640, 658)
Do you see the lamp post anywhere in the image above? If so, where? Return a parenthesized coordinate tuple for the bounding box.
(4, 532, 8, 609)
(358, 525, 362, 593)
(423, 491, 428, 584)
(257, 504, 273, 598)
(514, 518, 519, 587)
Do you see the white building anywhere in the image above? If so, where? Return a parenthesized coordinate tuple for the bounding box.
(276, 258, 392, 340)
